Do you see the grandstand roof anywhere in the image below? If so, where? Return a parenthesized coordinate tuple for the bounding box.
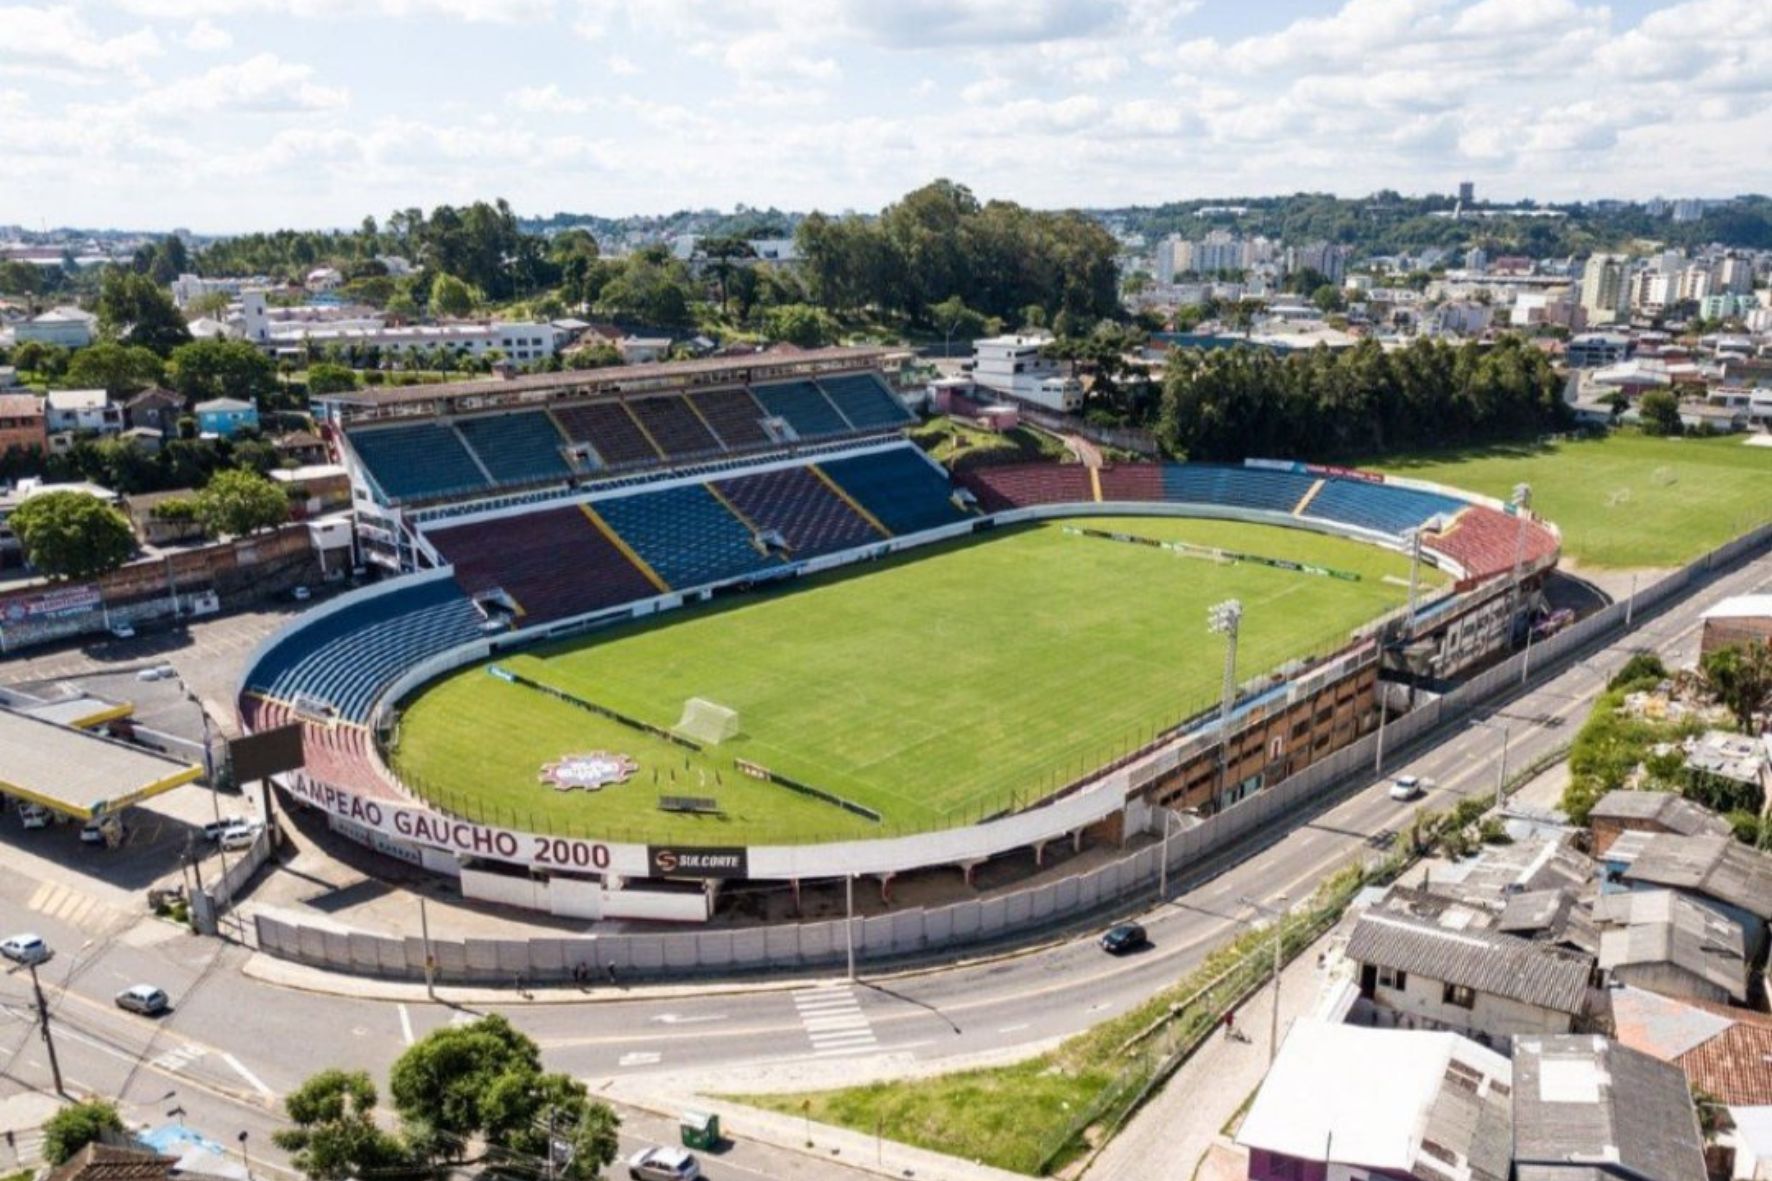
(319, 346, 888, 417)
(0, 706, 202, 819)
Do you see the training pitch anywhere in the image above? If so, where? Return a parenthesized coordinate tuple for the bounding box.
(390, 516, 1428, 845)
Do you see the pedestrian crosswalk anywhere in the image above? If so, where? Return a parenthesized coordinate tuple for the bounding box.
(792, 984, 878, 1056)
(151, 1043, 207, 1073)
(27, 881, 125, 933)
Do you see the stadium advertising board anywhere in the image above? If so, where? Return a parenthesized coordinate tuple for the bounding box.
(281, 775, 652, 876)
(2, 584, 102, 623)
(648, 846, 748, 879)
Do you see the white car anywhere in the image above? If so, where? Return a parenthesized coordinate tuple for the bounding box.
(218, 822, 262, 851)
(19, 804, 50, 830)
(115, 984, 170, 1016)
(80, 820, 121, 845)
(1, 934, 51, 966)
(136, 665, 177, 682)
(290, 585, 312, 602)
(626, 1147, 699, 1181)
(1388, 774, 1430, 802)
(109, 623, 136, 640)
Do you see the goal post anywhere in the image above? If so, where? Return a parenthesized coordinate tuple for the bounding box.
(674, 697, 740, 745)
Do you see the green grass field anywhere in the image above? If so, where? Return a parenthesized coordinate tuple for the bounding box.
(1377, 432, 1772, 569)
(391, 516, 1426, 845)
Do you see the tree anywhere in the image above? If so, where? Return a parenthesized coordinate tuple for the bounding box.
(306, 363, 359, 396)
(1639, 389, 1683, 436)
(275, 1070, 413, 1181)
(1700, 642, 1772, 731)
(1311, 283, 1346, 314)
(197, 468, 289, 538)
(594, 252, 694, 325)
(930, 295, 986, 350)
(43, 1099, 124, 1164)
(699, 235, 755, 315)
(168, 339, 279, 406)
(96, 269, 192, 355)
(389, 1015, 620, 1179)
(65, 342, 165, 396)
(9, 491, 135, 579)
(429, 273, 476, 318)
(762, 303, 840, 348)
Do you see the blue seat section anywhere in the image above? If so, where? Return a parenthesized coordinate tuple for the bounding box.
(817, 373, 911, 429)
(1160, 464, 1318, 514)
(820, 447, 965, 536)
(715, 467, 879, 557)
(349, 423, 489, 502)
(247, 579, 483, 722)
(1303, 478, 1465, 537)
(751, 380, 851, 438)
(454, 412, 572, 485)
(595, 485, 777, 589)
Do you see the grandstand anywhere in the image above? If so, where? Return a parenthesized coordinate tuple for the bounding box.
(751, 380, 852, 438)
(817, 372, 915, 430)
(1300, 477, 1464, 537)
(350, 422, 489, 502)
(1160, 464, 1317, 515)
(715, 466, 882, 557)
(593, 484, 781, 589)
(551, 401, 659, 468)
(428, 505, 661, 623)
(453, 412, 574, 484)
(688, 387, 773, 449)
(628, 395, 723, 460)
(819, 448, 966, 536)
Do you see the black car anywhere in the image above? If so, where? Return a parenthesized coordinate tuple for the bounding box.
(1100, 922, 1148, 954)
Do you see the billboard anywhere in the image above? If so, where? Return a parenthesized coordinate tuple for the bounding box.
(229, 723, 305, 781)
(1, 584, 102, 623)
(648, 846, 749, 879)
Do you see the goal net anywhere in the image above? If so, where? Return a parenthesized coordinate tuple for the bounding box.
(674, 698, 740, 745)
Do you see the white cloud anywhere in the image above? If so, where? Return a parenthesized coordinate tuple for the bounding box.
(113, 0, 551, 20)
(0, 5, 162, 76)
(182, 18, 233, 49)
(605, 53, 638, 76)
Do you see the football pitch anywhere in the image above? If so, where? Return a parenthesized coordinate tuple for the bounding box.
(1378, 432, 1772, 569)
(390, 516, 1427, 845)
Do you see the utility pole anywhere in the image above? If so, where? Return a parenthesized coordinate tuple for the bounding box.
(1494, 724, 1511, 809)
(1238, 893, 1288, 1067)
(1208, 599, 1243, 808)
(27, 961, 65, 1097)
(419, 896, 437, 1001)
(845, 874, 856, 982)
(1508, 483, 1533, 627)
(1158, 806, 1180, 899)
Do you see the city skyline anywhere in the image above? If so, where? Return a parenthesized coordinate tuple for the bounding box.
(3, 0, 1769, 233)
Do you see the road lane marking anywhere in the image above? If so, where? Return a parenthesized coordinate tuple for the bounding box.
(222, 1052, 276, 1100)
(398, 1003, 414, 1046)
(792, 985, 878, 1054)
(617, 1051, 662, 1067)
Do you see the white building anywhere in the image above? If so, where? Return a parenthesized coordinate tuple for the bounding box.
(1580, 254, 1629, 324)
(12, 306, 96, 349)
(969, 334, 1083, 413)
(171, 273, 245, 308)
(44, 389, 121, 435)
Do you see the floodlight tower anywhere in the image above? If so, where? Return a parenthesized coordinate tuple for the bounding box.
(1208, 599, 1243, 806)
(1508, 482, 1533, 627)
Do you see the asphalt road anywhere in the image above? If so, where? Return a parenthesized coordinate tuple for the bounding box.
(2, 546, 1765, 1178)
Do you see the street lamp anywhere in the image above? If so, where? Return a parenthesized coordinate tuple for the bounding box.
(1473, 716, 1511, 808)
(1207, 599, 1243, 806)
(1157, 805, 1185, 899)
(1508, 482, 1533, 625)
(236, 1131, 251, 1181)
(1238, 892, 1289, 1066)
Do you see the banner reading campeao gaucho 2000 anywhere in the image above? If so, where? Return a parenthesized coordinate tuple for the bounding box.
(281, 774, 654, 877)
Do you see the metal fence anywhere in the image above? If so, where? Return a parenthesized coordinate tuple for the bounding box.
(252, 518, 1772, 982)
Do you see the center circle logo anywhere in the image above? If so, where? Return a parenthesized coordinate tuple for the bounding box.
(539, 752, 638, 791)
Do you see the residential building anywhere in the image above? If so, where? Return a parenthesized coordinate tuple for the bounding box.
(1235, 1020, 1512, 1181)
(1713, 255, 1755, 295)
(970, 333, 1083, 413)
(1347, 911, 1594, 1050)
(269, 464, 352, 520)
(0, 393, 46, 456)
(1511, 1034, 1707, 1181)
(192, 397, 259, 438)
(1620, 834, 1772, 956)
(44, 1141, 236, 1181)
(1458, 180, 1475, 205)
(615, 335, 672, 364)
(1566, 332, 1631, 368)
(1729, 1105, 1772, 1181)
(1701, 595, 1772, 655)
(44, 388, 122, 436)
(126, 488, 205, 546)
(1580, 255, 1629, 325)
(1594, 888, 1749, 1004)
(1588, 790, 1733, 856)
(171, 273, 244, 308)
(1609, 987, 1772, 1109)
(13, 305, 96, 348)
(122, 387, 183, 437)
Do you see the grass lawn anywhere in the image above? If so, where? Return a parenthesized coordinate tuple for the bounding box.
(391, 516, 1423, 845)
(1376, 432, 1772, 569)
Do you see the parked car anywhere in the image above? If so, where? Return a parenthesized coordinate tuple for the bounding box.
(625, 1147, 699, 1181)
(115, 984, 170, 1016)
(1, 934, 51, 965)
(109, 623, 136, 640)
(80, 819, 123, 845)
(1388, 774, 1430, 802)
(136, 665, 177, 682)
(290, 585, 312, 602)
(202, 818, 247, 841)
(218, 822, 262, 851)
(1099, 922, 1148, 955)
(19, 804, 50, 830)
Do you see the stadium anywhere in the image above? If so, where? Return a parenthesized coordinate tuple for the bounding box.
(237, 348, 1561, 923)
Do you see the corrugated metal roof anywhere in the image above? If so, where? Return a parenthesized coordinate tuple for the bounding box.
(1347, 912, 1593, 1014)
(1588, 790, 1732, 838)
(1513, 1034, 1707, 1181)
(1595, 889, 1748, 1000)
(1623, 835, 1772, 920)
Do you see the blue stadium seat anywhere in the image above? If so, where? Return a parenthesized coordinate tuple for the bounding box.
(1160, 464, 1318, 513)
(246, 579, 484, 722)
(595, 485, 778, 589)
(454, 412, 572, 485)
(1303, 478, 1465, 537)
(751, 380, 850, 438)
(820, 447, 965, 536)
(817, 373, 911, 429)
(349, 423, 489, 502)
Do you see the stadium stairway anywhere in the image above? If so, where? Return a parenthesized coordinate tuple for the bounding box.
(454, 411, 575, 485)
(821, 446, 968, 535)
(594, 483, 782, 589)
(427, 505, 663, 623)
(715, 466, 883, 557)
(348, 422, 490, 503)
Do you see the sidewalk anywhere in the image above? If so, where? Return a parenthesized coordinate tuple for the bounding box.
(1083, 920, 1356, 1181)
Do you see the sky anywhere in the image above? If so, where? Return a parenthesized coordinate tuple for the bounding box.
(1, 0, 1769, 233)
